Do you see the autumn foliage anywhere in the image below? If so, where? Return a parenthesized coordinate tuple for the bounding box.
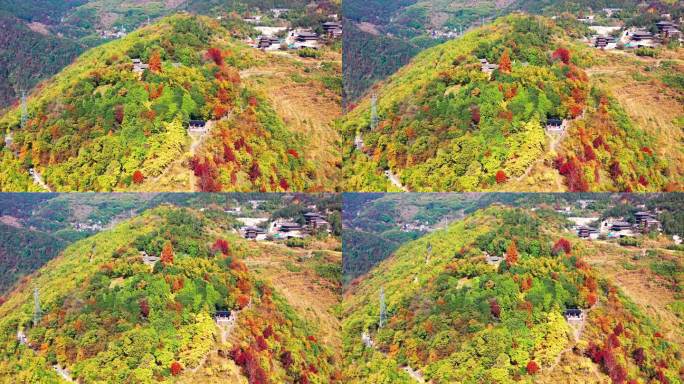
(148, 51, 162, 73)
(211, 238, 230, 255)
(505, 241, 518, 266)
(498, 49, 512, 73)
(132, 170, 144, 184)
(495, 170, 508, 184)
(161, 241, 174, 265)
(552, 47, 571, 64)
(170, 361, 182, 376)
(526, 360, 539, 374)
(552, 238, 572, 255)
(206, 47, 224, 66)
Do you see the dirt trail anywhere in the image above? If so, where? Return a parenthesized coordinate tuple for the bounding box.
(385, 169, 409, 192)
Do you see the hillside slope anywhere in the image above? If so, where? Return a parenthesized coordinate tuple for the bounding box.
(342, 0, 683, 100)
(0, 205, 342, 383)
(341, 206, 683, 383)
(341, 14, 682, 192)
(0, 14, 340, 192)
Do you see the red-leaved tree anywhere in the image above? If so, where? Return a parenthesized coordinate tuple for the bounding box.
(495, 170, 508, 184)
(552, 238, 572, 255)
(552, 47, 571, 64)
(170, 361, 182, 376)
(132, 170, 144, 184)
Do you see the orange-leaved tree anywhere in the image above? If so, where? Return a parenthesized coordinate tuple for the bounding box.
(161, 241, 174, 265)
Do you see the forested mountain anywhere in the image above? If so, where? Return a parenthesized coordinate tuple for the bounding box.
(0, 13, 85, 109)
(0, 192, 341, 297)
(341, 14, 683, 192)
(0, 0, 341, 110)
(343, 0, 684, 101)
(0, 203, 343, 383)
(0, 193, 160, 295)
(342, 204, 683, 383)
(0, 13, 341, 192)
(343, 193, 684, 284)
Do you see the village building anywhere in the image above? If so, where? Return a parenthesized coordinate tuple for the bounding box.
(132, 58, 149, 75)
(270, 8, 290, 18)
(634, 211, 661, 232)
(257, 36, 282, 50)
(577, 226, 599, 240)
(140, 251, 160, 268)
(564, 308, 585, 322)
(602, 8, 622, 17)
(484, 251, 503, 266)
(594, 35, 617, 49)
(269, 220, 306, 239)
(72, 221, 104, 232)
(577, 14, 595, 23)
(545, 117, 568, 133)
(242, 226, 267, 240)
(607, 220, 636, 238)
(285, 29, 321, 49)
(224, 206, 242, 215)
(247, 200, 265, 210)
(322, 21, 343, 39)
(479, 58, 499, 77)
(624, 29, 657, 48)
(188, 120, 208, 133)
(400, 221, 431, 232)
(304, 212, 330, 232)
(656, 20, 682, 40)
(243, 15, 262, 24)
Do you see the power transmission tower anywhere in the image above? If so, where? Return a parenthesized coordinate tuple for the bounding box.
(370, 93, 379, 130)
(21, 90, 28, 128)
(379, 287, 386, 328)
(33, 287, 42, 327)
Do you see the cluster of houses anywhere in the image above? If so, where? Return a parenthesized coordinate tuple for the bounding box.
(245, 11, 342, 52)
(429, 28, 461, 40)
(71, 221, 105, 232)
(240, 211, 331, 241)
(583, 10, 682, 50)
(97, 27, 127, 40)
(399, 220, 432, 233)
(572, 210, 663, 240)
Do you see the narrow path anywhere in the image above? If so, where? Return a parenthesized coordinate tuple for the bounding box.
(384, 169, 409, 192)
(29, 168, 51, 191)
(188, 303, 249, 374)
(52, 365, 75, 383)
(361, 331, 425, 383)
